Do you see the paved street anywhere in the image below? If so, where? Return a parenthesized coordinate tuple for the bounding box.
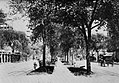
(0, 59, 119, 83)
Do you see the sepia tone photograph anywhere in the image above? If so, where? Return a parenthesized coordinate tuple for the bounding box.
(0, 0, 119, 83)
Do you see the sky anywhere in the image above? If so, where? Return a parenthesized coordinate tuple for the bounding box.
(0, 0, 32, 36)
(0, 0, 107, 36)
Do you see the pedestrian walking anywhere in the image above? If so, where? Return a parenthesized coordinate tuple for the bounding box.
(33, 62, 37, 70)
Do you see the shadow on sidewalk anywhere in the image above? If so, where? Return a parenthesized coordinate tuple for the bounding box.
(27, 66, 54, 75)
(68, 66, 94, 76)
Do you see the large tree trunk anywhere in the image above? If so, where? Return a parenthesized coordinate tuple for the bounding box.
(87, 28, 92, 74)
(84, 30, 91, 74)
(85, 0, 99, 74)
(86, 43, 91, 74)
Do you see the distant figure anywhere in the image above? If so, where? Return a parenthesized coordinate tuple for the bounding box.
(33, 62, 37, 70)
(33, 57, 39, 70)
(99, 54, 105, 66)
(37, 59, 42, 67)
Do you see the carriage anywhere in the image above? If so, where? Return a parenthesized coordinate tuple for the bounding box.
(98, 52, 114, 67)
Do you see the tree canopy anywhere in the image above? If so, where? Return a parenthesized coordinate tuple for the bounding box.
(0, 9, 6, 24)
(0, 29, 29, 55)
(9, 0, 119, 74)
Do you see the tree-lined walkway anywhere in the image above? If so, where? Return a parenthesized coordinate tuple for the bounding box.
(0, 58, 76, 83)
(51, 58, 75, 83)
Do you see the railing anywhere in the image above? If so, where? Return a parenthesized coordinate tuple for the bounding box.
(0, 53, 20, 63)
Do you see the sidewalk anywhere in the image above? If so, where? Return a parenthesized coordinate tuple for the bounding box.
(1, 59, 119, 83)
(0, 59, 76, 83)
(51, 58, 75, 83)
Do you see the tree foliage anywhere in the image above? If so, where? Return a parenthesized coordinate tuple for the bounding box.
(59, 27, 74, 52)
(9, 0, 119, 74)
(0, 29, 29, 54)
(0, 9, 6, 24)
(91, 33, 107, 52)
(107, 20, 119, 51)
(52, 0, 119, 74)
